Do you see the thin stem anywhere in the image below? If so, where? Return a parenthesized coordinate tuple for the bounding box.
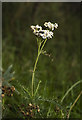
(32, 52, 40, 97)
(41, 38, 47, 51)
(31, 38, 47, 97)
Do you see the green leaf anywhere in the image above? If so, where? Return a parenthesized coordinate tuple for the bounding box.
(22, 85, 31, 98)
(34, 80, 41, 97)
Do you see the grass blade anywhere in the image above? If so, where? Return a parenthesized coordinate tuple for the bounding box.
(34, 80, 41, 96)
(61, 80, 82, 103)
(67, 91, 82, 118)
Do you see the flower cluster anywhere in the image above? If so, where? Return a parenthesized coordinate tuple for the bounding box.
(44, 22, 58, 30)
(39, 30, 53, 39)
(31, 21, 58, 39)
(31, 25, 42, 36)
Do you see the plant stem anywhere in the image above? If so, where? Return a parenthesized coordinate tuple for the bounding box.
(41, 38, 47, 51)
(31, 38, 47, 97)
(32, 53, 40, 97)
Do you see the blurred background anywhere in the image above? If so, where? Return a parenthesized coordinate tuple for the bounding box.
(2, 2, 80, 117)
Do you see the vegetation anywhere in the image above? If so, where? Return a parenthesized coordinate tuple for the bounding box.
(2, 2, 81, 119)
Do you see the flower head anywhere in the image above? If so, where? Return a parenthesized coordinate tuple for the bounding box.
(39, 30, 53, 39)
(44, 21, 58, 31)
(31, 25, 42, 36)
(31, 21, 58, 39)
(31, 25, 42, 31)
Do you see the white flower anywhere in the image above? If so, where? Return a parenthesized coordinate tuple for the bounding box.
(30, 25, 35, 30)
(49, 31, 53, 36)
(35, 25, 42, 31)
(39, 30, 53, 39)
(44, 21, 58, 31)
(33, 29, 39, 36)
(30, 22, 56, 39)
(40, 33, 47, 39)
(48, 22, 54, 31)
(31, 25, 42, 36)
(45, 30, 53, 39)
(31, 25, 42, 31)
(44, 22, 48, 27)
(54, 23, 58, 29)
(44, 22, 54, 31)
(39, 30, 46, 39)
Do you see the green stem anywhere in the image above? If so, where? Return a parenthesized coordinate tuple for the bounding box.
(41, 38, 47, 51)
(31, 38, 47, 97)
(32, 53, 40, 97)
